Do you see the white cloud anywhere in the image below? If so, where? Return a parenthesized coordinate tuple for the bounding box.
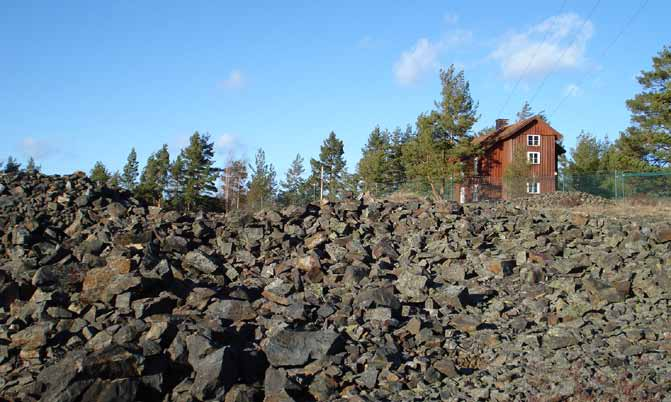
(393, 38, 440, 85)
(219, 69, 245, 90)
(563, 83, 583, 97)
(216, 133, 236, 150)
(491, 13, 594, 80)
(19, 137, 56, 160)
(393, 30, 472, 85)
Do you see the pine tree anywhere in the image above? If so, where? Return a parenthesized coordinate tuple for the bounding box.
(221, 159, 248, 210)
(310, 131, 346, 200)
(433, 65, 479, 152)
(179, 132, 220, 211)
(280, 154, 306, 205)
(247, 148, 276, 210)
(402, 66, 480, 199)
(4, 156, 21, 173)
(90, 161, 111, 185)
(137, 145, 170, 206)
(121, 148, 139, 190)
(618, 45, 671, 169)
(25, 157, 40, 173)
(357, 126, 391, 193)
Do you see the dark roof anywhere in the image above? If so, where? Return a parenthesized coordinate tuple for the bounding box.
(473, 115, 562, 149)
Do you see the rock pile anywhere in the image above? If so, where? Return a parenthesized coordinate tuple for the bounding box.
(512, 191, 614, 209)
(1, 172, 670, 401)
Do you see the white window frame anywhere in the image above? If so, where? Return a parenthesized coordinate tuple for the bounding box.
(527, 135, 540, 146)
(526, 182, 540, 194)
(527, 151, 540, 165)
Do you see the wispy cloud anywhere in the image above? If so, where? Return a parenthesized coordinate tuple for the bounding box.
(393, 38, 440, 85)
(444, 13, 459, 25)
(393, 30, 472, 85)
(357, 35, 375, 49)
(490, 13, 594, 80)
(19, 137, 57, 160)
(563, 83, 583, 97)
(218, 69, 246, 90)
(216, 133, 237, 152)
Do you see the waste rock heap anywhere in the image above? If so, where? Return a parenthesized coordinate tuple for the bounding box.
(0, 172, 669, 401)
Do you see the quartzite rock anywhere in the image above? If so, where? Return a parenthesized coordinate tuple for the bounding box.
(263, 329, 340, 367)
(1, 172, 669, 402)
(182, 250, 218, 274)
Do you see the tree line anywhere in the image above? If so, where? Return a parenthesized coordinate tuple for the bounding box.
(4, 44, 670, 207)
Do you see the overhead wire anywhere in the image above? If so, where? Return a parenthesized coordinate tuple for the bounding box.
(527, 0, 602, 106)
(496, 0, 568, 118)
(547, 0, 650, 118)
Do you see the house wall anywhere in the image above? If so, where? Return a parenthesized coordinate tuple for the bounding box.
(476, 119, 558, 197)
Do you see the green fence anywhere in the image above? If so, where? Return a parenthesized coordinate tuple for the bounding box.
(359, 171, 671, 202)
(304, 171, 671, 204)
(558, 171, 671, 200)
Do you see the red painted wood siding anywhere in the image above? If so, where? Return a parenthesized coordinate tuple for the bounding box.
(478, 119, 558, 194)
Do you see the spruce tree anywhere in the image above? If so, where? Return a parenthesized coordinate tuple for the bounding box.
(387, 126, 410, 185)
(109, 170, 122, 188)
(566, 132, 606, 175)
(357, 126, 390, 193)
(516, 101, 533, 121)
(280, 154, 306, 205)
(179, 132, 220, 211)
(247, 148, 276, 209)
(25, 157, 40, 173)
(4, 156, 21, 173)
(310, 131, 346, 200)
(515, 101, 549, 123)
(138, 145, 170, 206)
(90, 161, 110, 185)
(121, 148, 139, 190)
(618, 45, 671, 169)
(168, 155, 186, 209)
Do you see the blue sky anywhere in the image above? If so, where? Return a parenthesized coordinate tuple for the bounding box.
(1, 0, 667, 177)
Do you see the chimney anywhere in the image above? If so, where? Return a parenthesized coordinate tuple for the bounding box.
(495, 118, 509, 130)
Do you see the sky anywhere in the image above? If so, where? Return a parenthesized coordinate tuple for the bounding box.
(1, 0, 668, 178)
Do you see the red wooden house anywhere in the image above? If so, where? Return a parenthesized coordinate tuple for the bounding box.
(460, 115, 563, 201)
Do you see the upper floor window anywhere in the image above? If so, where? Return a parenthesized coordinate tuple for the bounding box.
(527, 135, 540, 146)
(527, 152, 540, 165)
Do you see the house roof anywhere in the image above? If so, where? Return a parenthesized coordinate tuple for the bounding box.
(473, 115, 562, 149)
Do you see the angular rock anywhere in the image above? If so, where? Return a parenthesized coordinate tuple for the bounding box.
(182, 250, 218, 274)
(263, 329, 340, 367)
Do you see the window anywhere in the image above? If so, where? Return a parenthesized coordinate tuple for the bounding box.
(527, 135, 540, 146)
(527, 182, 540, 194)
(527, 152, 540, 164)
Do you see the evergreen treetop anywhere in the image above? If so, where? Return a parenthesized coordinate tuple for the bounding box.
(619, 45, 671, 168)
(121, 147, 139, 190)
(90, 161, 111, 185)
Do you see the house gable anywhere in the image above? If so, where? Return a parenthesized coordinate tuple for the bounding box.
(470, 115, 561, 197)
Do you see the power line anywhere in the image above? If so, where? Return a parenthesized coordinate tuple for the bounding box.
(528, 0, 602, 106)
(496, 0, 568, 118)
(548, 0, 650, 117)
